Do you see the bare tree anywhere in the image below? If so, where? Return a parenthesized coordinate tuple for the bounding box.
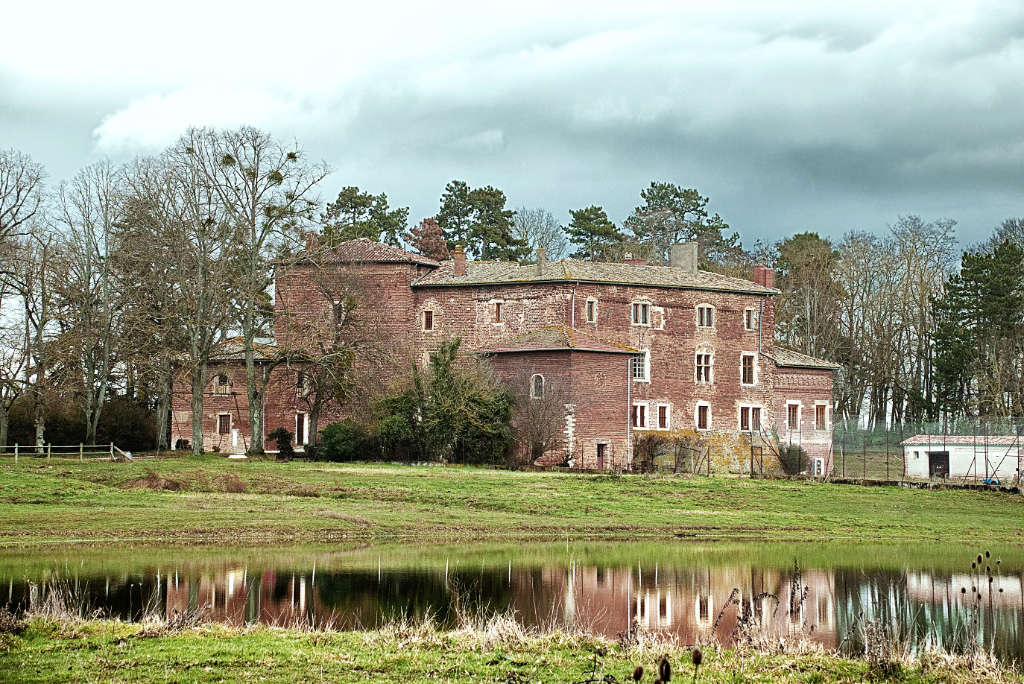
(506, 368, 570, 466)
(0, 149, 44, 244)
(0, 259, 29, 448)
(180, 127, 329, 454)
(512, 206, 569, 260)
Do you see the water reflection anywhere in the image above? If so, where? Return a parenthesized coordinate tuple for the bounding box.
(4, 553, 1023, 662)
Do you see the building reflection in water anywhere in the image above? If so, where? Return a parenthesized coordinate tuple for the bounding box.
(8, 561, 1023, 660)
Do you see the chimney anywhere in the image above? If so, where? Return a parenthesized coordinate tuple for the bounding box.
(453, 245, 467, 276)
(535, 248, 546, 276)
(753, 265, 775, 288)
(671, 242, 698, 273)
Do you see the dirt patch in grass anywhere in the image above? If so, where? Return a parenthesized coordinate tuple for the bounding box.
(121, 469, 184, 492)
(218, 474, 247, 494)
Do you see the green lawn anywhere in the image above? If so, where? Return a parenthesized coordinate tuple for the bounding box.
(1, 454, 1022, 547)
(0, 618, 1012, 684)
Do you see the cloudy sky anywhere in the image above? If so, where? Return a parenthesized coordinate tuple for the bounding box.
(3, 1, 1022, 247)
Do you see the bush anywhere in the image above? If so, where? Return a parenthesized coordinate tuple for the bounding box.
(778, 444, 809, 475)
(319, 419, 375, 462)
(267, 427, 295, 461)
(5, 395, 157, 451)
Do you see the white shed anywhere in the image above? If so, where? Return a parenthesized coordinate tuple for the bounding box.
(901, 435, 1022, 482)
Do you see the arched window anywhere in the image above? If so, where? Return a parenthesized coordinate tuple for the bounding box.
(530, 374, 544, 399)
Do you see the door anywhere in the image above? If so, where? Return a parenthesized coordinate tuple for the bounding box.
(596, 443, 607, 469)
(928, 451, 949, 478)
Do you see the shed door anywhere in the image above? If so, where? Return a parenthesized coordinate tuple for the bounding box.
(596, 443, 607, 469)
(928, 451, 949, 478)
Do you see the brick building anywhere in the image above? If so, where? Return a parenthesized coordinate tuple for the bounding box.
(172, 238, 839, 473)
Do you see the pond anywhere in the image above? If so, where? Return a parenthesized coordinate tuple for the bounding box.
(2, 542, 1022, 663)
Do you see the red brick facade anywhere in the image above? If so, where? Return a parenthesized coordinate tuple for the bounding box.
(173, 239, 838, 472)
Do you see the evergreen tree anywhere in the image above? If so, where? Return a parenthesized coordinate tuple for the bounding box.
(565, 205, 624, 260)
(435, 180, 528, 261)
(406, 218, 450, 260)
(321, 186, 409, 247)
(623, 181, 740, 266)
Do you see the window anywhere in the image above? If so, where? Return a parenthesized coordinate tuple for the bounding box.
(741, 353, 756, 386)
(739, 405, 763, 432)
(494, 302, 503, 323)
(215, 374, 229, 395)
(744, 308, 756, 331)
(787, 402, 800, 430)
(631, 302, 650, 326)
(422, 309, 434, 331)
(695, 353, 713, 383)
(531, 374, 544, 399)
(815, 404, 827, 431)
(217, 414, 231, 435)
(696, 403, 711, 430)
(586, 299, 597, 323)
(631, 403, 648, 428)
(697, 305, 714, 328)
(657, 404, 670, 430)
(295, 413, 307, 445)
(296, 371, 307, 396)
(631, 352, 649, 381)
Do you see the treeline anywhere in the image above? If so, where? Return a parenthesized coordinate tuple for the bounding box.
(1, 128, 1021, 456)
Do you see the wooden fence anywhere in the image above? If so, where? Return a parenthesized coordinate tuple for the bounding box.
(0, 443, 134, 462)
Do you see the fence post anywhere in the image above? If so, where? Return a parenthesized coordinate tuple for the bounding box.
(47, 443, 51, 462)
(109, 442, 114, 461)
(14, 443, 17, 464)
(79, 443, 83, 461)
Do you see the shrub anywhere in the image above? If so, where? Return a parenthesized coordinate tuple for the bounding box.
(267, 427, 295, 461)
(319, 419, 374, 462)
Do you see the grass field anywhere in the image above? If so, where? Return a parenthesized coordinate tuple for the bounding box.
(1, 454, 1022, 547)
(0, 617, 1015, 684)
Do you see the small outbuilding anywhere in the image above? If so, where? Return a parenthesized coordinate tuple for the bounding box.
(901, 434, 1022, 482)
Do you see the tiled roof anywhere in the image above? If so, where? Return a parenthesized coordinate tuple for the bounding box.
(413, 259, 778, 295)
(301, 238, 439, 267)
(476, 326, 639, 355)
(210, 336, 278, 362)
(901, 434, 1023, 447)
(768, 347, 841, 370)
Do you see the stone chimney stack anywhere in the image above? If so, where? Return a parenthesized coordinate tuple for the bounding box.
(453, 246, 467, 276)
(535, 247, 546, 276)
(671, 242, 698, 273)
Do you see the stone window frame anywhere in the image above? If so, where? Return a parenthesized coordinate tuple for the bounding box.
(631, 402, 648, 429)
(738, 403, 762, 432)
(585, 298, 598, 324)
(630, 300, 651, 327)
(696, 303, 715, 329)
(295, 370, 309, 397)
(492, 300, 504, 325)
(530, 373, 545, 400)
(295, 412, 308, 446)
(695, 401, 712, 431)
(743, 307, 757, 331)
(695, 350, 714, 384)
(814, 401, 830, 431)
(630, 350, 650, 383)
(786, 400, 802, 432)
(656, 403, 671, 430)
(422, 309, 435, 332)
(217, 413, 231, 435)
(740, 352, 758, 386)
(214, 373, 230, 395)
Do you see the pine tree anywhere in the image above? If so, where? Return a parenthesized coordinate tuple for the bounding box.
(321, 186, 409, 247)
(435, 180, 528, 261)
(565, 205, 624, 260)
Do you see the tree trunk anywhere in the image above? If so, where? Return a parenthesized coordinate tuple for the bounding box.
(243, 332, 264, 455)
(0, 404, 8, 450)
(33, 392, 45, 454)
(190, 362, 206, 457)
(156, 364, 172, 450)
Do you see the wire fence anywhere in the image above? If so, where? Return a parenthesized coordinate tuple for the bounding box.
(832, 419, 1024, 484)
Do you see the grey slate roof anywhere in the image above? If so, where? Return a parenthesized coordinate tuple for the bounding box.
(768, 347, 842, 370)
(412, 259, 779, 295)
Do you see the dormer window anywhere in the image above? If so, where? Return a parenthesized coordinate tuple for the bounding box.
(697, 305, 714, 328)
(631, 302, 650, 326)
